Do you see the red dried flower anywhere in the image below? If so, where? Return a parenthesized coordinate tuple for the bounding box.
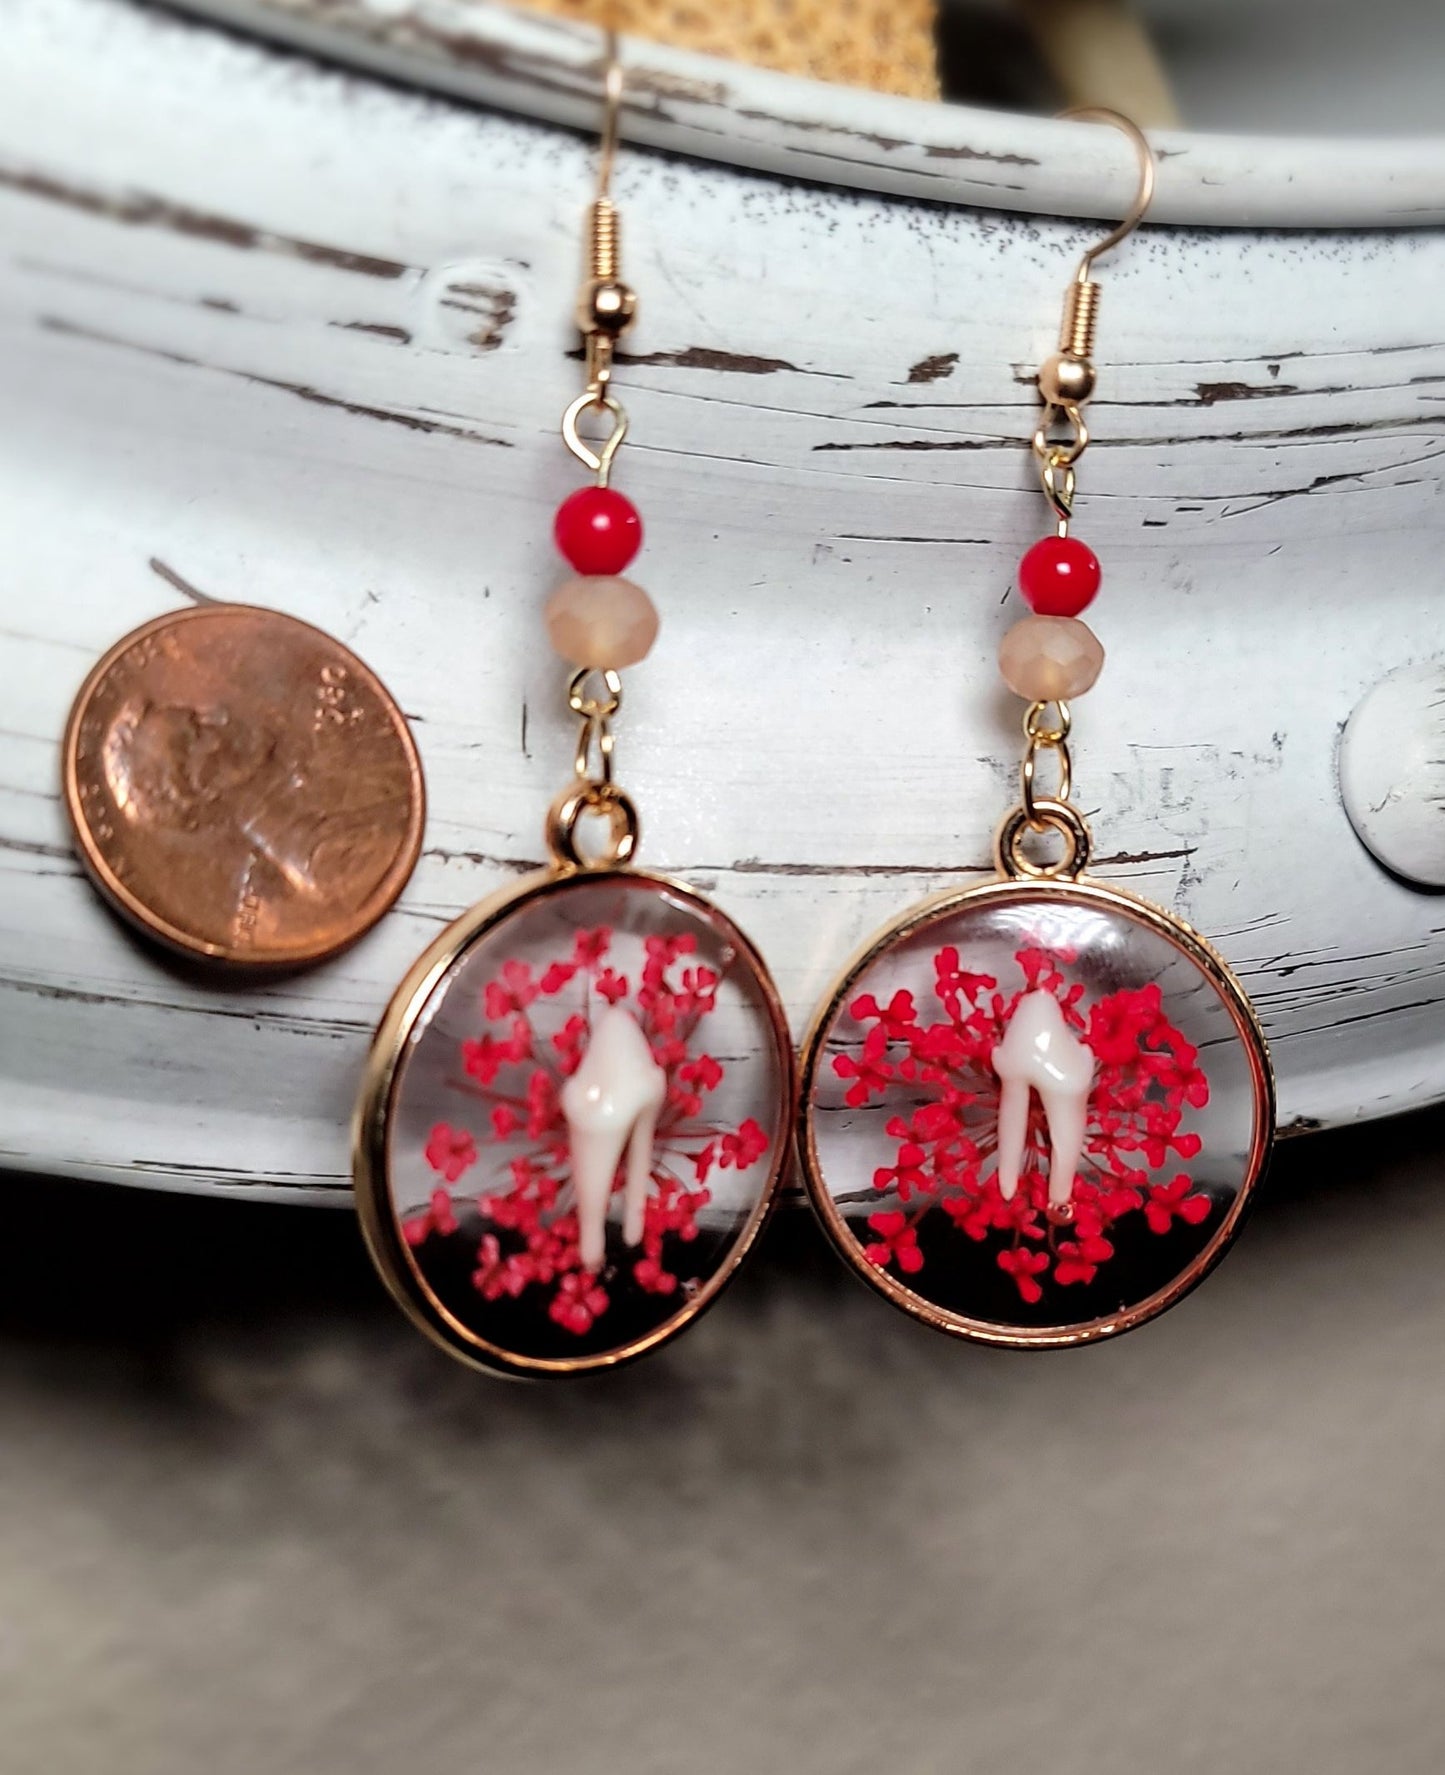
(410, 923, 769, 1336)
(424, 1123, 477, 1184)
(1144, 1174, 1212, 1234)
(873, 1141, 929, 1202)
(679, 1054, 723, 1093)
(863, 1209, 924, 1275)
(574, 929, 610, 966)
(403, 1188, 459, 1248)
(832, 1023, 895, 1108)
(484, 959, 540, 1021)
(997, 1246, 1050, 1303)
(844, 943, 1213, 1304)
(634, 1256, 678, 1295)
(549, 1272, 610, 1334)
(1054, 1234, 1115, 1287)
(850, 989, 917, 1040)
(719, 1118, 769, 1170)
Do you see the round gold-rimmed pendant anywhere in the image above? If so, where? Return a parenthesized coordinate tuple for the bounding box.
(799, 839, 1274, 1348)
(355, 864, 794, 1378)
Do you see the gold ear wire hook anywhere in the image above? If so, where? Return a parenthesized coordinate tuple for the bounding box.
(576, 33, 635, 400)
(596, 35, 622, 205)
(1062, 106, 1156, 285)
(1038, 107, 1156, 413)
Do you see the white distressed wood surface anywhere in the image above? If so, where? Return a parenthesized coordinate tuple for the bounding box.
(179, 0, 1445, 228)
(2, 0, 1444, 1204)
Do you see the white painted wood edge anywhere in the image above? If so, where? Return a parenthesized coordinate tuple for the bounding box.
(172, 0, 1445, 229)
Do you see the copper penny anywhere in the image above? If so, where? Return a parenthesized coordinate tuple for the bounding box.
(62, 605, 425, 966)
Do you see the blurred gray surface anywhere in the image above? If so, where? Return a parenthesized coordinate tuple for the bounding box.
(1139, 0, 1445, 132)
(3, 1116, 1445, 1775)
(941, 0, 1445, 131)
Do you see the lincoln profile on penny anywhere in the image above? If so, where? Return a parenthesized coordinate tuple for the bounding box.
(561, 1005, 669, 1272)
(992, 989, 1096, 1209)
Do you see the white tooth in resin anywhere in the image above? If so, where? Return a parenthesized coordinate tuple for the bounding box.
(992, 990, 1095, 1208)
(561, 1006, 668, 1273)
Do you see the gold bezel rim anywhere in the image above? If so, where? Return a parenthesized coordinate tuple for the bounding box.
(60, 603, 426, 967)
(353, 863, 796, 1379)
(796, 872, 1277, 1350)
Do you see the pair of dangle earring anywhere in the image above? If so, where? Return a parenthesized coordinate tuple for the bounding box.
(800, 112, 1275, 1348)
(354, 54, 794, 1378)
(356, 79, 1274, 1378)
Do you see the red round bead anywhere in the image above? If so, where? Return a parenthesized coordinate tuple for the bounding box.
(554, 487, 642, 576)
(1018, 534, 1101, 617)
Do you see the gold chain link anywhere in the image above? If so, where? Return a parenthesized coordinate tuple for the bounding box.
(546, 668, 639, 870)
(568, 667, 621, 788)
(998, 703, 1091, 880)
(995, 800, 1091, 882)
(1030, 405, 1089, 538)
(1020, 700, 1073, 827)
(561, 391, 629, 488)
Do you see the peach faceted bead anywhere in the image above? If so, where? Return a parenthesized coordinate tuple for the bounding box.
(998, 615, 1104, 702)
(544, 575, 659, 670)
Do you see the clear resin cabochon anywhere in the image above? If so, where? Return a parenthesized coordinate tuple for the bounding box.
(356, 869, 793, 1375)
(801, 878, 1274, 1346)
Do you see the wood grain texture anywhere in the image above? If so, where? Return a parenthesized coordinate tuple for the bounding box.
(1, 0, 1444, 1203)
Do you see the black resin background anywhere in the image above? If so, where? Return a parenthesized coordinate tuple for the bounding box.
(408, 1201, 752, 1364)
(839, 1191, 1227, 1330)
